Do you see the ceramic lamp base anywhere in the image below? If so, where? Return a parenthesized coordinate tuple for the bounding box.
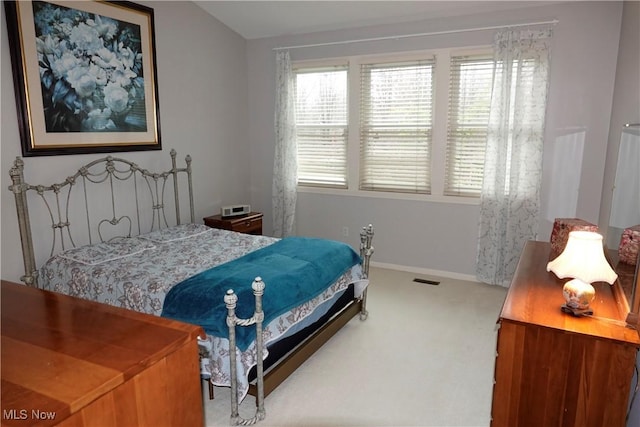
(561, 304, 593, 317)
(561, 278, 595, 316)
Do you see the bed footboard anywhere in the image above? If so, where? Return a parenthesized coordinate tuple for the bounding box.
(223, 225, 375, 424)
(359, 224, 375, 320)
(225, 278, 267, 426)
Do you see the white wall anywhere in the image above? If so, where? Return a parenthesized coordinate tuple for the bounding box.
(1, 1, 249, 282)
(1, 1, 627, 283)
(247, 1, 623, 279)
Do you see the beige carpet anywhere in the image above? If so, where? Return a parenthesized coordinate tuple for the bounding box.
(203, 266, 507, 427)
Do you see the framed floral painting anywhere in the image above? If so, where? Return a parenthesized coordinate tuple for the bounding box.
(4, 1, 161, 156)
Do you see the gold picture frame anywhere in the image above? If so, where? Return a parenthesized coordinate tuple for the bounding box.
(4, 1, 161, 156)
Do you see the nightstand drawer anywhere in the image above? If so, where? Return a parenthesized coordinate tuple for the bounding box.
(233, 215, 262, 234)
(203, 212, 263, 235)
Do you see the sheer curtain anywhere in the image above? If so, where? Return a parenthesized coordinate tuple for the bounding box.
(273, 50, 297, 237)
(476, 28, 553, 286)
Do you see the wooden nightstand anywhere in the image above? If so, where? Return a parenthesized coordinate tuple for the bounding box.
(203, 211, 263, 235)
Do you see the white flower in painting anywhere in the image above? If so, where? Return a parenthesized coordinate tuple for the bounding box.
(90, 63, 109, 87)
(116, 43, 137, 71)
(92, 46, 123, 70)
(103, 83, 129, 113)
(66, 66, 97, 98)
(93, 47, 136, 87)
(50, 51, 80, 80)
(84, 108, 115, 130)
(69, 22, 102, 54)
(86, 15, 118, 41)
(54, 21, 73, 41)
(112, 67, 137, 87)
(35, 34, 62, 55)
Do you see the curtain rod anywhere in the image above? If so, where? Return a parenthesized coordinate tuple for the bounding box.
(273, 19, 558, 51)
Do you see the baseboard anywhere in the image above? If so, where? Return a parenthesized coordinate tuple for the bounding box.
(370, 261, 478, 283)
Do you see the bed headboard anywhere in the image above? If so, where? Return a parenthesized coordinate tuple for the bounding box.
(8, 149, 194, 287)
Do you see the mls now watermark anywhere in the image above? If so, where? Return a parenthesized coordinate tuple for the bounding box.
(3, 409, 57, 421)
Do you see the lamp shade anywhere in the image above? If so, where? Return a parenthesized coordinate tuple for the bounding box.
(547, 231, 618, 284)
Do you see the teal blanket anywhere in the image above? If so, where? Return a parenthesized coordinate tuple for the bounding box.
(161, 237, 361, 351)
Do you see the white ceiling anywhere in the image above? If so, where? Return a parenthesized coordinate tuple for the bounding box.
(194, 1, 557, 40)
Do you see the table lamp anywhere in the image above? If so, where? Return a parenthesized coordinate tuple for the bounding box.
(546, 231, 618, 316)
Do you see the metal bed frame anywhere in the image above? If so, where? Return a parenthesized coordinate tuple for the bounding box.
(7, 150, 374, 425)
(8, 149, 195, 287)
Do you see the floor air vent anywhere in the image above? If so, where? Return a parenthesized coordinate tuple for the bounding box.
(413, 278, 440, 286)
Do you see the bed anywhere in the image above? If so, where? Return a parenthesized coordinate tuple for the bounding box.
(7, 150, 375, 425)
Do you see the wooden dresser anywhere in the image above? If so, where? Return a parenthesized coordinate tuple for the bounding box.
(1, 281, 204, 427)
(491, 241, 640, 427)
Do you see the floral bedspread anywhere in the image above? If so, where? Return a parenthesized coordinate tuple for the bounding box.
(40, 224, 278, 314)
(38, 224, 366, 401)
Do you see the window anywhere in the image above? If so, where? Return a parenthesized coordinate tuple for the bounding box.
(360, 59, 434, 194)
(294, 67, 348, 188)
(445, 54, 494, 196)
(293, 48, 494, 198)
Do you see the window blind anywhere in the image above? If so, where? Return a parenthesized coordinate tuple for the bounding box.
(445, 54, 494, 197)
(359, 59, 434, 194)
(295, 68, 348, 188)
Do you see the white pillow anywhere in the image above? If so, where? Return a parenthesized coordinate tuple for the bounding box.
(59, 238, 156, 265)
(139, 223, 211, 243)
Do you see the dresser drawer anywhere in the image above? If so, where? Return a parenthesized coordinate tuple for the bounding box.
(204, 212, 263, 235)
